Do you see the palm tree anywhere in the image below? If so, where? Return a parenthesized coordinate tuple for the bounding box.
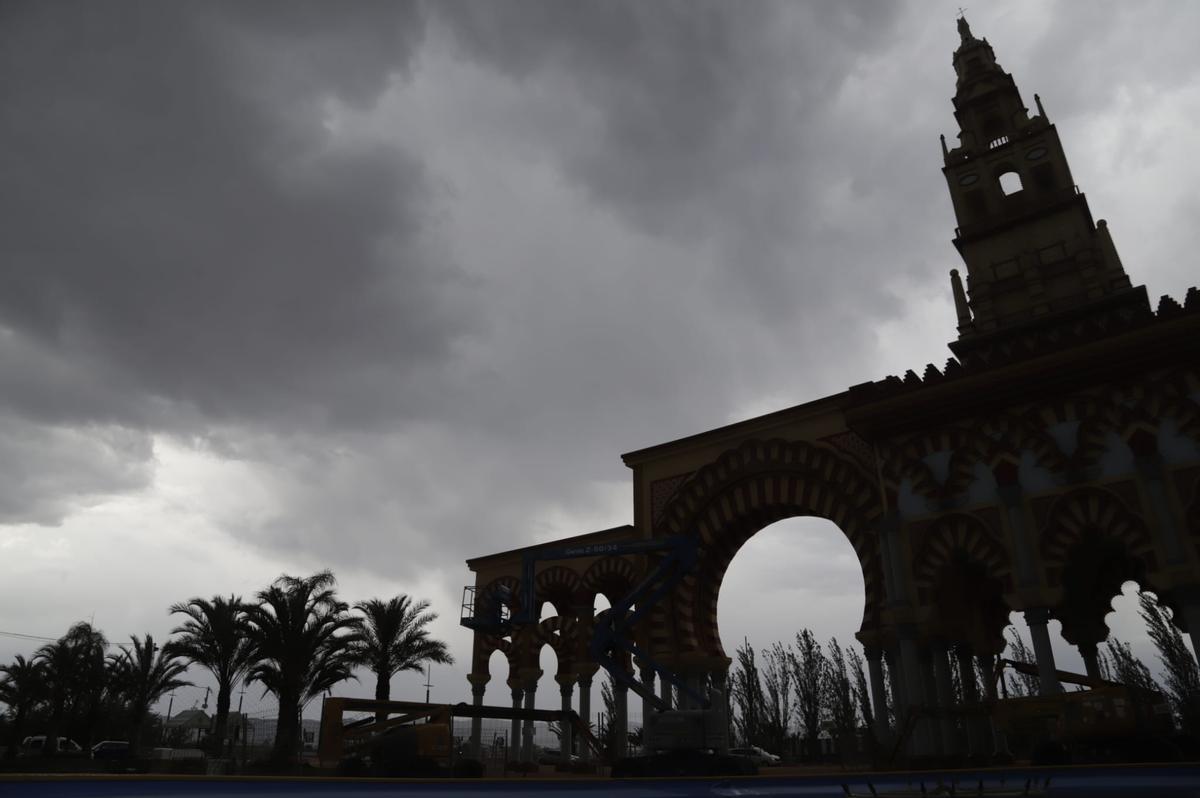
(36, 622, 108, 756)
(169, 595, 257, 756)
(352, 596, 454, 721)
(108, 635, 191, 758)
(0, 656, 45, 759)
(244, 571, 362, 764)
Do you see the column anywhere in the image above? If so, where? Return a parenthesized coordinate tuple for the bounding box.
(931, 643, 958, 757)
(976, 653, 1009, 759)
(557, 677, 574, 761)
(681, 674, 703, 710)
(508, 686, 522, 762)
(709, 669, 731, 751)
(577, 673, 593, 762)
(658, 675, 673, 707)
(1024, 608, 1062, 694)
(1077, 642, 1101, 680)
(920, 646, 944, 756)
(954, 646, 982, 758)
(865, 648, 890, 742)
(996, 480, 1038, 589)
(897, 628, 933, 756)
(1132, 444, 1187, 564)
(614, 683, 629, 759)
(1172, 586, 1200, 665)
(885, 647, 905, 721)
(467, 676, 488, 759)
(639, 665, 655, 753)
(522, 685, 537, 762)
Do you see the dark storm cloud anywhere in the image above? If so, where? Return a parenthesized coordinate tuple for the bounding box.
(433, 1, 899, 212)
(3, 0, 1196, 597)
(431, 2, 913, 317)
(0, 415, 151, 523)
(0, 0, 460, 434)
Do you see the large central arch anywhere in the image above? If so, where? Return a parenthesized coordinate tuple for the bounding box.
(652, 438, 886, 668)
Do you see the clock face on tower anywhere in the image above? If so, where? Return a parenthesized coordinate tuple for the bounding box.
(958, 174, 979, 186)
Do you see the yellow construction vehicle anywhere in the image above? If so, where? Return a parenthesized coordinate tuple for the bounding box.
(990, 659, 1176, 763)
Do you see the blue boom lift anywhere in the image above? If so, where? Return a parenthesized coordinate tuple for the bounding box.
(462, 536, 750, 776)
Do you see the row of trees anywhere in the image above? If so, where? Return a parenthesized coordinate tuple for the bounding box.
(728, 593, 1200, 760)
(0, 570, 453, 764)
(729, 632, 874, 760)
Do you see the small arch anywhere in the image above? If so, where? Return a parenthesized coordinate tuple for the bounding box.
(535, 565, 581, 618)
(535, 614, 577, 670)
(481, 575, 521, 620)
(1040, 486, 1159, 580)
(582, 556, 638, 609)
(998, 170, 1023, 195)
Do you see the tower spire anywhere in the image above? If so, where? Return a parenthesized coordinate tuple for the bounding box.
(956, 13, 974, 45)
(938, 21, 1143, 363)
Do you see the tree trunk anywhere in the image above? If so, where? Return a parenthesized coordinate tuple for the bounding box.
(213, 682, 232, 757)
(374, 667, 391, 723)
(4, 706, 26, 759)
(128, 714, 144, 760)
(271, 690, 301, 766)
(45, 696, 64, 757)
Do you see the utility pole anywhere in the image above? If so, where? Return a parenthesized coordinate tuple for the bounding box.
(233, 685, 245, 759)
(424, 664, 434, 705)
(239, 685, 248, 766)
(163, 690, 176, 743)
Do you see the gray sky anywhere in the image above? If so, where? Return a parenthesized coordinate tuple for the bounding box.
(2, 0, 1198, 722)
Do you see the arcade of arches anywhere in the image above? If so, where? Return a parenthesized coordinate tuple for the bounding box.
(461, 19, 1200, 760)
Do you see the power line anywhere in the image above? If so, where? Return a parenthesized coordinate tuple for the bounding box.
(0, 630, 56, 643)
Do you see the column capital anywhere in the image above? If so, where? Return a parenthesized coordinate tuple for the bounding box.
(467, 672, 491, 688)
(574, 663, 600, 681)
(555, 671, 577, 688)
(471, 682, 487, 699)
(516, 668, 543, 689)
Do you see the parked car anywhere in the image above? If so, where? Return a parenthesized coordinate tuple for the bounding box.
(91, 740, 131, 760)
(20, 736, 83, 756)
(535, 745, 580, 766)
(150, 747, 206, 760)
(728, 745, 780, 765)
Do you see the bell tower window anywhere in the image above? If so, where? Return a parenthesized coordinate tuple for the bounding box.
(998, 170, 1023, 196)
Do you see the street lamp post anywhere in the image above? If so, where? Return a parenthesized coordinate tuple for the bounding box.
(163, 690, 176, 743)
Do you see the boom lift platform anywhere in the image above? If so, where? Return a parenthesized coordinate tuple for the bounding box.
(462, 536, 746, 775)
(885, 657, 1176, 767)
(318, 696, 603, 776)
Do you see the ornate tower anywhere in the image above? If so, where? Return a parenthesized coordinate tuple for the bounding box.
(941, 17, 1145, 363)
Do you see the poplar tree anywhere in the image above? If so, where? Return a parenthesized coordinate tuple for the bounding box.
(729, 639, 764, 747)
(789, 630, 825, 759)
(1138, 592, 1200, 733)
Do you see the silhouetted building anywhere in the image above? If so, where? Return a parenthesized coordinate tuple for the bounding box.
(460, 18, 1200, 761)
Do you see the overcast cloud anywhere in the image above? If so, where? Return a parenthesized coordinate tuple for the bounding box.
(2, 0, 1198, 717)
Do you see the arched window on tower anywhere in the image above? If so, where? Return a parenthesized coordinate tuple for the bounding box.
(998, 170, 1023, 196)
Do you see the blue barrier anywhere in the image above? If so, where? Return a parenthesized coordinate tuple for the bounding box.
(2, 766, 1199, 798)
